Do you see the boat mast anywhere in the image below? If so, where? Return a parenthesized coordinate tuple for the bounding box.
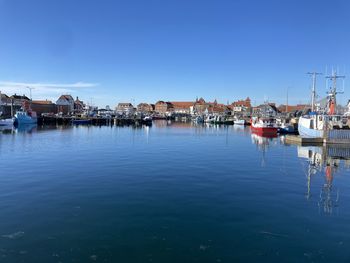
(307, 72, 322, 112)
(286, 87, 288, 113)
(325, 70, 345, 115)
(26, 86, 34, 111)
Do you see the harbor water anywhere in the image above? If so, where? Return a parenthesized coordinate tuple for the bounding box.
(0, 121, 350, 262)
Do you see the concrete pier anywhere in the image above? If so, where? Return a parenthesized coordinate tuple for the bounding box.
(285, 135, 350, 145)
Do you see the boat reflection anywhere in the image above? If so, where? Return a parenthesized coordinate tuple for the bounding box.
(251, 132, 279, 167)
(15, 124, 37, 133)
(298, 145, 350, 214)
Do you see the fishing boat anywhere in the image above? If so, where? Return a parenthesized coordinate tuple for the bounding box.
(234, 118, 245, 125)
(142, 116, 153, 125)
(204, 115, 215, 124)
(276, 118, 297, 134)
(143, 116, 152, 122)
(14, 110, 37, 125)
(14, 89, 38, 125)
(298, 71, 350, 143)
(0, 118, 14, 127)
(251, 117, 278, 136)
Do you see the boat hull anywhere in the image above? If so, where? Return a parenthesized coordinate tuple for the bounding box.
(234, 120, 245, 125)
(15, 116, 37, 125)
(251, 126, 278, 136)
(0, 118, 14, 126)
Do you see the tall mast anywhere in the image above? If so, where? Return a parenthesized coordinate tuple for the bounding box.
(26, 86, 34, 101)
(286, 87, 289, 113)
(325, 70, 345, 114)
(26, 86, 34, 111)
(307, 72, 322, 112)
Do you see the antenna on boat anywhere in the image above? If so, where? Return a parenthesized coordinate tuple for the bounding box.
(286, 87, 289, 113)
(325, 70, 345, 114)
(26, 86, 34, 101)
(307, 72, 322, 112)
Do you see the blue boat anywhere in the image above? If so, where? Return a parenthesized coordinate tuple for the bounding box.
(14, 111, 38, 125)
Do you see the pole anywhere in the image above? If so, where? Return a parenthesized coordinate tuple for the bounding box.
(307, 72, 322, 112)
(325, 71, 345, 114)
(286, 87, 288, 113)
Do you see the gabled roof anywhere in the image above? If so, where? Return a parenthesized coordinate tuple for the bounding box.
(196, 97, 206, 104)
(58, 95, 74, 101)
(11, 94, 30, 100)
(232, 97, 252, 108)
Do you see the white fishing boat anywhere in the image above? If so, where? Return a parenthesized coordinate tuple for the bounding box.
(204, 115, 215, 123)
(234, 118, 245, 125)
(0, 118, 14, 126)
(298, 71, 350, 143)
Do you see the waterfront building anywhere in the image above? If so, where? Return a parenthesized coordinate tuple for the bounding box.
(277, 104, 310, 114)
(231, 97, 252, 113)
(10, 94, 30, 106)
(74, 97, 85, 114)
(170, 101, 194, 114)
(56, 95, 75, 114)
(116, 103, 135, 116)
(31, 100, 57, 115)
(137, 103, 154, 113)
(252, 103, 280, 117)
(191, 97, 210, 114)
(0, 92, 11, 105)
(154, 101, 174, 114)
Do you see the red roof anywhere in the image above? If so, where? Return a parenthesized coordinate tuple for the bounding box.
(170, 101, 194, 109)
(32, 100, 54, 105)
(231, 97, 251, 108)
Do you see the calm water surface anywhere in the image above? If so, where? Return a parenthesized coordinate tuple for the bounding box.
(0, 121, 350, 262)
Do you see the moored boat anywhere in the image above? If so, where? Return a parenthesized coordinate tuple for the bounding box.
(251, 117, 278, 136)
(0, 118, 14, 127)
(14, 92, 38, 125)
(14, 111, 37, 125)
(298, 71, 350, 143)
(234, 119, 245, 125)
(276, 118, 297, 134)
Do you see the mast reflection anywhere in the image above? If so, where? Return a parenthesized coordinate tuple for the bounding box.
(298, 145, 350, 214)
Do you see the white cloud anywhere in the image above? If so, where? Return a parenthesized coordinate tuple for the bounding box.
(0, 81, 99, 89)
(0, 81, 99, 100)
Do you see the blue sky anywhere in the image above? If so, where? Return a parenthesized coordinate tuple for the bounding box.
(0, 0, 349, 107)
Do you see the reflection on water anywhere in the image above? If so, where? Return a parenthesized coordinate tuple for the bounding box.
(1, 121, 350, 262)
(298, 145, 350, 215)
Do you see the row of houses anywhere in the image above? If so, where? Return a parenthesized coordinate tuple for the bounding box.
(115, 97, 251, 116)
(1, 91, 311, 118)
(116, 97, 310, 116)
(0, 93, 88, 117)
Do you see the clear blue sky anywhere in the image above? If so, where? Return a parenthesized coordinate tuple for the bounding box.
(0, 0, 349, 107)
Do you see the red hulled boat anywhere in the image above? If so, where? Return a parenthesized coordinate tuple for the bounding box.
(251, 117, 278, 136)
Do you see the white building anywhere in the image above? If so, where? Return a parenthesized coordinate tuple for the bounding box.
(116, 103, 135, 116)
(56, 95, 75, 113)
